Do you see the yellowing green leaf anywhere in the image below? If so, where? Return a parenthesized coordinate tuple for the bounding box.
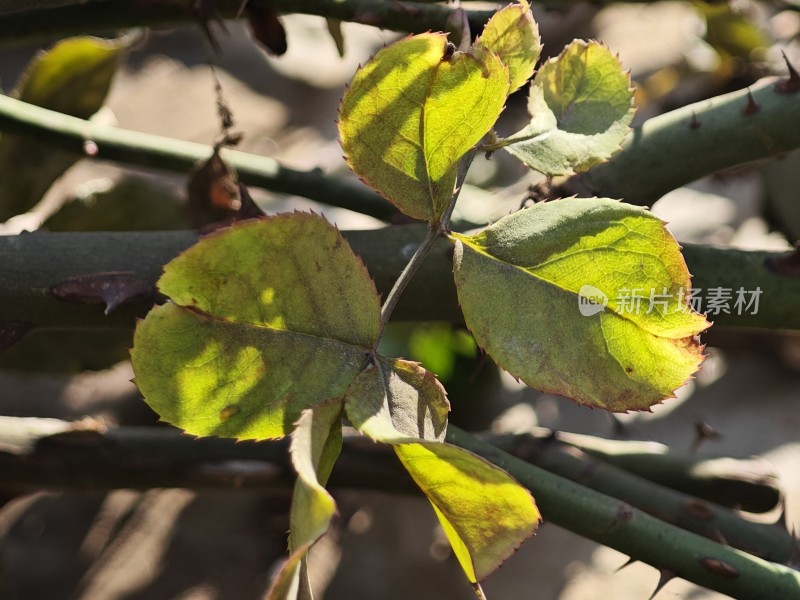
(452, 198, 709, 411)
(394, 442, 540, 582)
(0, 36, 126, 221)
(339, 32, 508, 222)
(131, 213, 380, 440)
(344, 360, 538, 583)
(501, 40, 635, 175)
(267, 401, 342, 600)
(345, 357, 449, 442)
(476, 0, 541, 93)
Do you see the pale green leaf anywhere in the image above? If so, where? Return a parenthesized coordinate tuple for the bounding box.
(501, 40, 635, 176)
(452, 198, 709, 411)
(131, 213, 379, 440)
(394, 442, 540, 582)
(0, 36, 126, 221)
(267, 401, 342, 600)
(476, 0, 541, 93)
(289, 401, 342, 550)
(344, 360, 539, 582)
(345, 357, 449, 442)
(339, 32, 508, 222)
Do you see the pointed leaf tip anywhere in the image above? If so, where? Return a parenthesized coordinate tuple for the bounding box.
(475, 0, 541, 93)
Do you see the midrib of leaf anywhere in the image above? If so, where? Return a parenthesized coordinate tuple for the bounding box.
(454, 234, 689, 338)
(421, 60, 439, 217)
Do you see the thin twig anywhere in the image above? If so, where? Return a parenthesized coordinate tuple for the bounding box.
(0, 94, 394, 220)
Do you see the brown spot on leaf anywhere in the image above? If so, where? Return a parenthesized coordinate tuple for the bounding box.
(50, 272, 153, 315)
(442, 42, 457, 62)
(220, 404, 241, 421)
(0, 321, 33, 354)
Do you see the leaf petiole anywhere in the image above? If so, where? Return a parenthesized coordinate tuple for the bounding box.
(374, 149, 477, 348)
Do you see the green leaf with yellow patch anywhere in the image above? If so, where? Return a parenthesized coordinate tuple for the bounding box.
(344, 359, 539, 585)
(338, 32, 508, 222)
(501, 40, 635, 175)
(131, 213, 379, 440)
(475, 0, 541, 93)
(394, 442, 540, 583)
(452, 198, 709, 411)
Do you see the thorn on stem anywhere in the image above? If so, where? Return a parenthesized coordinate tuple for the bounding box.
(648, 567, 677, 600)
(765, 245, 800, 277)
(690, 112, 701, 130)
(776, 51, 800, 94)
(615, 556, 638, 572)
(742, 88, 760, 115)
(0, 321, 33, 355)
(690, 420, 721, 454)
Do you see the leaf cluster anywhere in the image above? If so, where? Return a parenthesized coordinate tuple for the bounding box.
(130, 3, 709, 598)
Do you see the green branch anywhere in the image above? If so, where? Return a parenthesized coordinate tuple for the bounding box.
(0, 94, 394, 220)
(542, 429, 781, 513)
(547, 77, 800, 205)
(448, 427, 800, 600)
(0, 0, 496, 45)
(1, 415, 797, 598)
(489, 433, 792, 563)
(4, 77, 800, 225)
(2, 228, 799, 331)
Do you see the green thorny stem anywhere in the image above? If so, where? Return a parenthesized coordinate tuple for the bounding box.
(374, 149, 478, 349)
